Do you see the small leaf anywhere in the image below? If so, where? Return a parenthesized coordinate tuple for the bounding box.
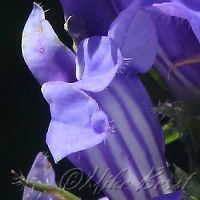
(149, 68, 169, 90)
(163, 123, 179, 144)
(174, 165, 200, 199)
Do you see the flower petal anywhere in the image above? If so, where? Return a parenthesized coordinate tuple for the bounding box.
(67, 74, 173, 200)
(23, 152, 57, 200)
(108, 1, 158, 73)
(22, 3, 76, 85)
(108, 0, 139, 48)
(141, 0, 200, 43)
(74, 36, 123, 92)
(41, 81, 110, 162)
(141, 0, 200, 100)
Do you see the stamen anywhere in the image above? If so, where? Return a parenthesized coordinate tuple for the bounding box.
(167, 53, 200, 80)
(64, 15, 88, 52)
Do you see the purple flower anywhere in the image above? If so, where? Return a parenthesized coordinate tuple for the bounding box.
(21, 1, 182, 200)
(59, 0, 129, 37)
(62, 0, 158, 73)
(141, 0, 200, 101)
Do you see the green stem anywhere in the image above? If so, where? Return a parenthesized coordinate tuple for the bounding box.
(11, 170, 80, 200)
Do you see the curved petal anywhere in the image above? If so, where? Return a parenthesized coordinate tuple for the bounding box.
(141, 1, 200, 101)
(74, 36, 123, 92)
(23, 152, 57, 200)
(108, 0, 138, 47)
(141, 0, 200, 43)
(22, 3, 76, 85)
(108, 1, 158, 73)
(41, 81, 110, 162)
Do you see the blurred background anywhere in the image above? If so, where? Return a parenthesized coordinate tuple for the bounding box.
(0, 0, 188, 199)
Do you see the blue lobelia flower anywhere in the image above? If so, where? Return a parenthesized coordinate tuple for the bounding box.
(21, 1, 184, 200)
(141, 0, 200, 101)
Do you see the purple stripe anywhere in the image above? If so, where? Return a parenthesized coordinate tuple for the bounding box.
(107, 84, 153, 199)
(98, 87, 151, 198)
(156, 55, 187, 89)
(91, 89, 148, 199)
(122, 74, 165, 152)
(69, 134, 139, 199)
(109, 76, 170, 195)
(108, 82, 155, 165)
(68, 74, 172, 199)
(101, 76, 169, 195)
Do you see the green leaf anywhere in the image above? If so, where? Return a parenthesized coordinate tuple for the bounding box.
(174, 165, 200, 199)
(149, 68, 169, 90)
(191, 196, 200, 200)
(163, 123, 179, 144)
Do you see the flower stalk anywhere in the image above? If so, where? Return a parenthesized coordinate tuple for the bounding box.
(11, 170, 80, 200)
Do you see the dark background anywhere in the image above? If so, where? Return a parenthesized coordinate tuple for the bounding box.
(1, 1, 187, 199)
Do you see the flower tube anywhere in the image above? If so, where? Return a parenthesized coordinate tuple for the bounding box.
(17, 153, 184, 200)
(21, 2, 179, 200)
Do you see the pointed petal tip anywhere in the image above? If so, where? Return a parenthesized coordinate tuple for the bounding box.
(22, 4, 76, 85)
(23, 152, 57, 199)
